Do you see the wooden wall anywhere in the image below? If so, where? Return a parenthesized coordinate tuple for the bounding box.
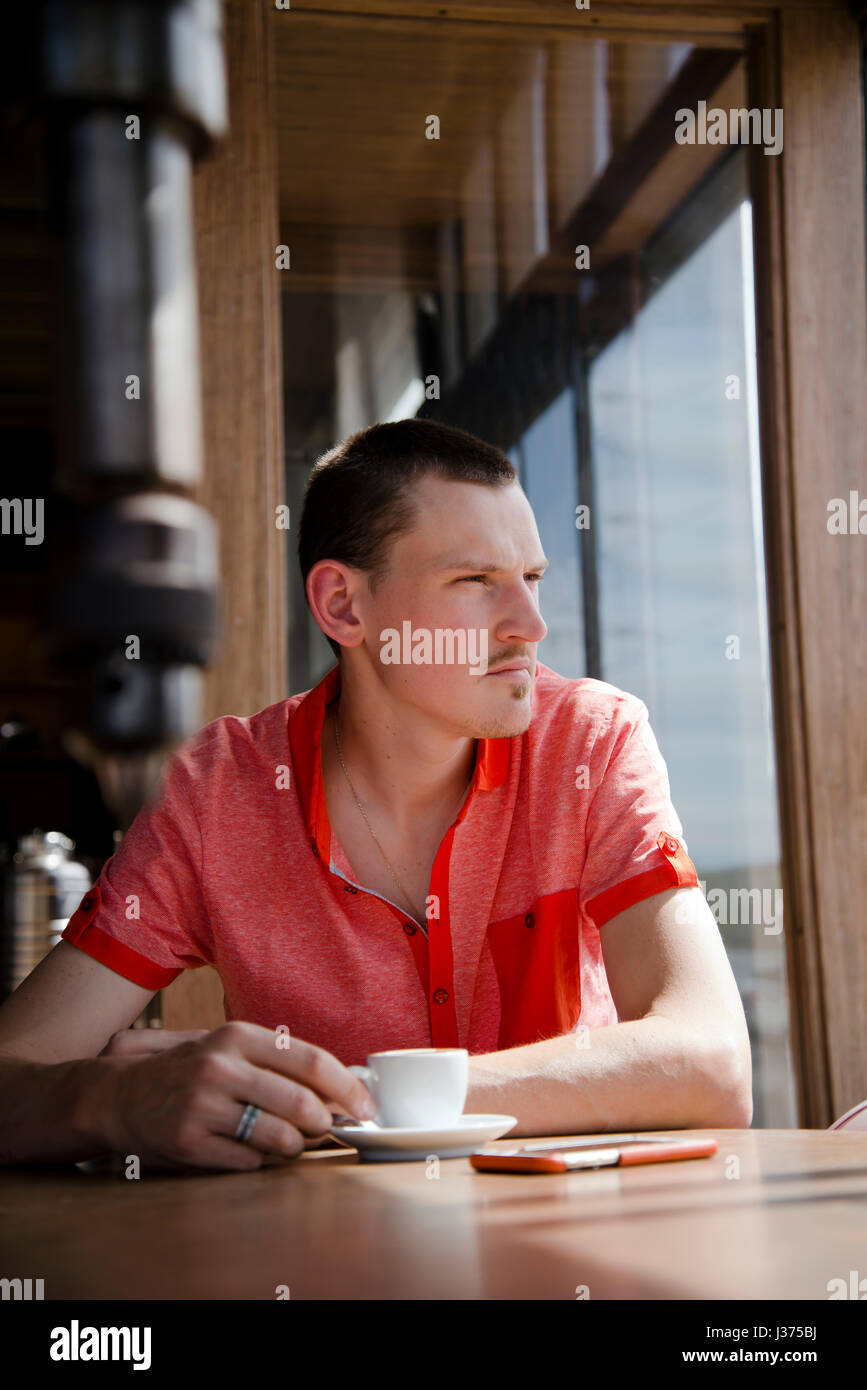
(161, 0, 287, 1030)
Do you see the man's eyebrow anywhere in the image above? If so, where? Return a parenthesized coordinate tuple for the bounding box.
(433, 557, 550, 573)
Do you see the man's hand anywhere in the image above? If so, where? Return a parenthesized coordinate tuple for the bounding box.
(94, 1021, 377, 1171)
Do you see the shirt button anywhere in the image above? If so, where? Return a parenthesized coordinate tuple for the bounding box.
(82, 896, 94, 911)
(524, 912, 535, 928)
(433, 988, 449, 1005)
(665, 836, 678, 853)
(403, 922, 416, 936)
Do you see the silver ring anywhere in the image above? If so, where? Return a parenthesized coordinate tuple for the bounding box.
(234, 1103, 261, 1144)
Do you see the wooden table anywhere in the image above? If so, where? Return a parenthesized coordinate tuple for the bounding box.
(1, 1128, 865, 1300)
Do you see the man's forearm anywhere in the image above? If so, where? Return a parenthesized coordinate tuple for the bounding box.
(466, 1016, 750, 1137)
(0, 1055, 122, 1165)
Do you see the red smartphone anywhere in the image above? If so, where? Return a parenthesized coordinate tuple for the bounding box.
(469, 1135, 718, 1173)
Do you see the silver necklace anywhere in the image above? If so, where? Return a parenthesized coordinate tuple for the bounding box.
(332, 706, 473, 924)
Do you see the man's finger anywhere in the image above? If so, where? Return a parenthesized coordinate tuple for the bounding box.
(100, 1028, 211, 1057)
(221, 1024, 375, 1119)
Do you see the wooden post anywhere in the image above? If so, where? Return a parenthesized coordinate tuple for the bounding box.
(161, 0, 286, 1030)
(750, 5, 867, 1125)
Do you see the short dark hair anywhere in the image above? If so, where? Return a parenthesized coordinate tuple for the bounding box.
(298, 418, 518, 660)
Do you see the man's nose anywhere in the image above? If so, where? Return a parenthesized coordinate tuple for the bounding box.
(493, 589, 547, 647)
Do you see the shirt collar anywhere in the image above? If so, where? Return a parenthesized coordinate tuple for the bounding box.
(287, 663, 511, 852)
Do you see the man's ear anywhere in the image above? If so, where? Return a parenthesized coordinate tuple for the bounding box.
(307, 559, 364, 651)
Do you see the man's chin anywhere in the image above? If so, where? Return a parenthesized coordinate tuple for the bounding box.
(470, 697, 534, 740)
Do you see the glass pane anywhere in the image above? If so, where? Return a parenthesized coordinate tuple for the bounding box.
(277, 17, 796, 1125)
(521, 388, 585, 680)
(588, 162, 796, 1127)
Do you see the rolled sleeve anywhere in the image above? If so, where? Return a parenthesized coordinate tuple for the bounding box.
(581, 694, 699, 929)
(61, 740, 214, 987)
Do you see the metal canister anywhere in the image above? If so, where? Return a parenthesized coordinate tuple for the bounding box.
(1, 830, 91, 1000)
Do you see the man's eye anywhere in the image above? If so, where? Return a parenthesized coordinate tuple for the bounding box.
(455, 573, 544, 584)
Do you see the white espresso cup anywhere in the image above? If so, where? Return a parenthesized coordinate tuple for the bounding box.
(348, 1048, 469, 1129)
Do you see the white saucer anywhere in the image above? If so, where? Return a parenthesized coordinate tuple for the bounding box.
(329, 1113, 518, 1162)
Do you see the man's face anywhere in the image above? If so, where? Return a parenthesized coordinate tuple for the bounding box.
(352, 474, 549, 738)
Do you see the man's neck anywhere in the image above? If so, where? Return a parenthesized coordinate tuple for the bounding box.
(322, 667, 477, 837)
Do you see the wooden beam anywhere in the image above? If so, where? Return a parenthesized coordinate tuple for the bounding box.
(284, 1, 847, 46)
(276, 8, 745, 49)
(749, 7, 867, 1126)
(160, 0, 286, 1032)
(592, 61, 747, 266)
(534, 46, 741, 292)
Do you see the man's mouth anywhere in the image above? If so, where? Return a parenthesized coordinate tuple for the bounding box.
(486, 661, 532, 677)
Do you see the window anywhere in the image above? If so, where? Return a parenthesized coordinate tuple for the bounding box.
(277, 19, 794, 1123)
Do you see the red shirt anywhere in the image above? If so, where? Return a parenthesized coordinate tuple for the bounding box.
(62, 661, 699, 1063)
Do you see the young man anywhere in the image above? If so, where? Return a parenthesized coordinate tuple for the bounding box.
(0, 419, 751, 1171)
